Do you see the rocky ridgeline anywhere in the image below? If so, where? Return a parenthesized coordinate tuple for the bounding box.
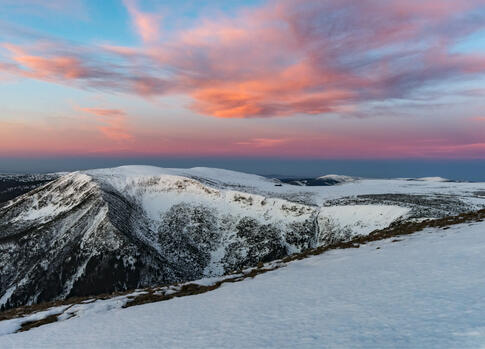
(0, 172, 325, 310)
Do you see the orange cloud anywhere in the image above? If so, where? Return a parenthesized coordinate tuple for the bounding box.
(3, 44, 93, 81)
(79, 108, 134, 142)
(141, 0, 485, 118)
(2, 0, 485, 120)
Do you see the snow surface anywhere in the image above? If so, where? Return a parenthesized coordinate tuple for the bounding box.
(2, 221, 485, 348)
(318, 204, 409, 236)
(415, 177, 450, 182)
(84, 165, 485, 208)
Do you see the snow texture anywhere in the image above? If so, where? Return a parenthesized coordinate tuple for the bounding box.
(1, 221, 484, 348)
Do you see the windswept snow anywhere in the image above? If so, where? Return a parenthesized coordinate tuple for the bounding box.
(85, 166, 485, 208)
(85, 165, 275, 192)
(1, 221, 484, 348)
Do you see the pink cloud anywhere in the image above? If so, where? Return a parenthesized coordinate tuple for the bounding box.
(79, 107, 134, 142)
(123, 0, 162, 43)
(236, 138, 289, 148)
(1, 113, 485, 158)
(1, 43, 169, 94)
(1, 0, 485, 119)
(3, 44, 99, 81)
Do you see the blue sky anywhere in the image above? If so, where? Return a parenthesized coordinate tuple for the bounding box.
(0, 0, 485, 167)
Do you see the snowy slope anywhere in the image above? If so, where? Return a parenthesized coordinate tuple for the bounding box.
(2, 221, 484, 348)
(87, 166, 485, 206)
(318, 204, 409, 237)
(0, 165, 484, 310)
(85, 165, 485, 215)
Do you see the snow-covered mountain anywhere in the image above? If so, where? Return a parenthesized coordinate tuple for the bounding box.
(1, 166, 484, 310)
(0, 166, 401, 309)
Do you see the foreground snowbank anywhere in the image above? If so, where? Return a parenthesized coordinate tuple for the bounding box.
(1, 221, 484, 348)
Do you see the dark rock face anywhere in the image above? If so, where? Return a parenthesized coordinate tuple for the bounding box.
(221, 217, 288, 272)
(0, 173, 322, 310)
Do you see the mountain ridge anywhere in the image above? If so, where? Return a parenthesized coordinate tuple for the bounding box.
(1, 165, 483, 310)
(0, 168, 344, 309)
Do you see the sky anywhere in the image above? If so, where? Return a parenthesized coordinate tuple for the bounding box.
(1, 0, 485, 173)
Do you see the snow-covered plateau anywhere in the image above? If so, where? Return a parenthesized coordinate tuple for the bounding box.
(0, 165, 484, 347)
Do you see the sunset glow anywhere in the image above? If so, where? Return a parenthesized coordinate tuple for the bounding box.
(1, 0, 485, 159)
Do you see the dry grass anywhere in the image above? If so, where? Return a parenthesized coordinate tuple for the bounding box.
(18, 314, 60, 332)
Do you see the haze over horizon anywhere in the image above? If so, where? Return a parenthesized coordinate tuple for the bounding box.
(1, 157, 485, 182)
(1, 1, 485, 170)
